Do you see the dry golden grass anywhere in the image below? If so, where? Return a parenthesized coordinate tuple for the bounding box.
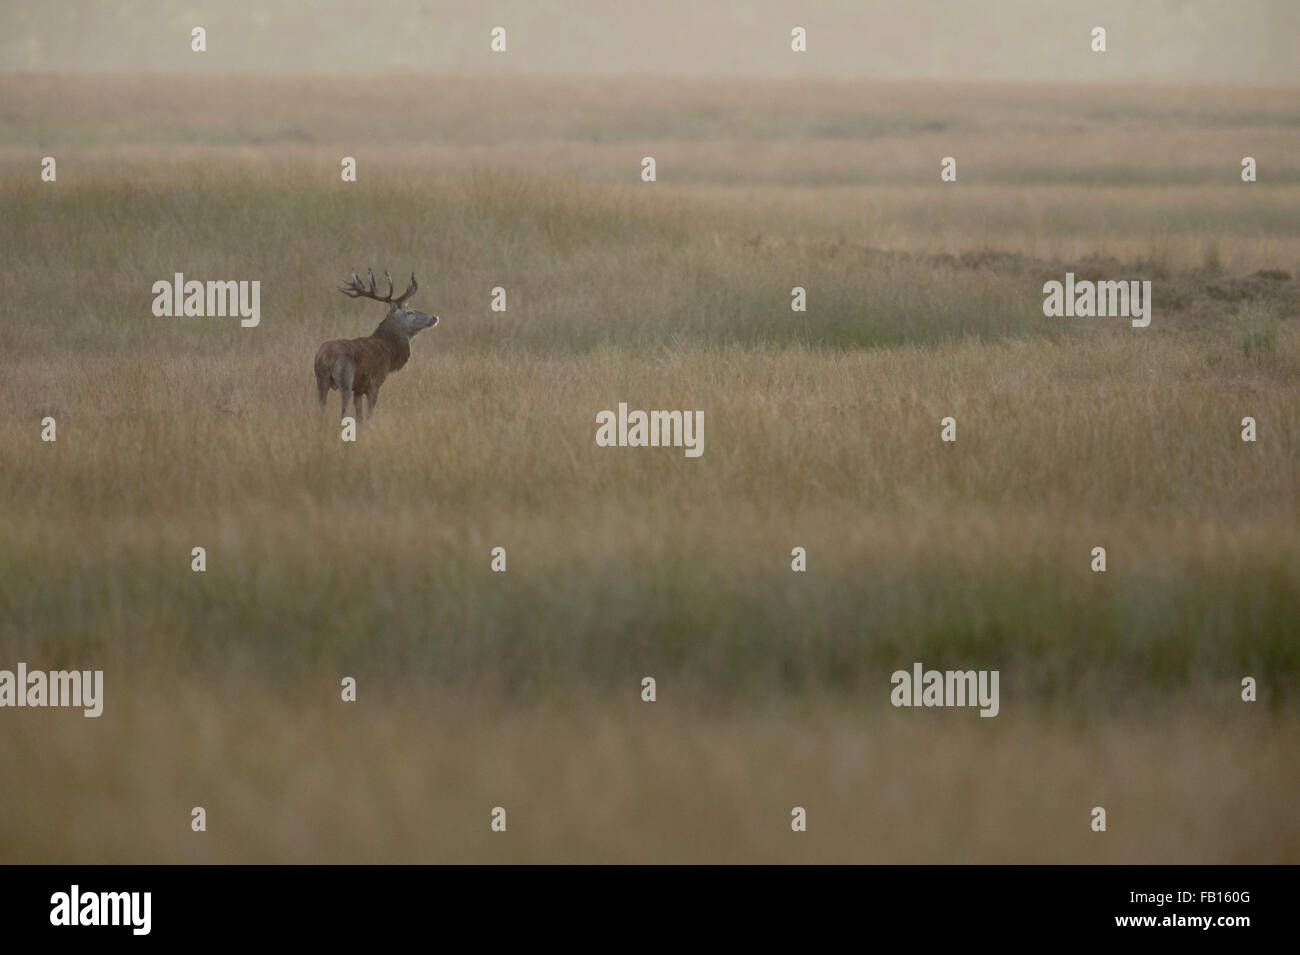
(2, 689, 1296, 864)
(1, 75, 1297, 862)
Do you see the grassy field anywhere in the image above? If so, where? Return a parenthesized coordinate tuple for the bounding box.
(1, 75, 1298, 862)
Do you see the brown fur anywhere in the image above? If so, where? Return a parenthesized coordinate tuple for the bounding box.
(314, 315, 416, 420)
(316, 270, 438, 420)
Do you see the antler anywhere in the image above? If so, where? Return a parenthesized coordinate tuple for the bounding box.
(339, 269, 418, 306)
(394, 273, 418, 307)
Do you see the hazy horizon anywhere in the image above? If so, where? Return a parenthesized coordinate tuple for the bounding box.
(3, 0, 1296, 84)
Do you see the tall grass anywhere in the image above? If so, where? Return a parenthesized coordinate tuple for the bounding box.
(1, 75, 1297, 862)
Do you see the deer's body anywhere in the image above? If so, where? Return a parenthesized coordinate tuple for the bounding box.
(315, 269, 438, 419)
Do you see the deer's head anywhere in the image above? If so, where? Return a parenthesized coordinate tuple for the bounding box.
(339, 269, 439, 339)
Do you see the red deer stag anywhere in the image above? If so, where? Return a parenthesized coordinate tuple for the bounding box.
(315, 269, 438, 420)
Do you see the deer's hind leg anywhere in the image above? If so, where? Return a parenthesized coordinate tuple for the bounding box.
(336, 363, 355, 419)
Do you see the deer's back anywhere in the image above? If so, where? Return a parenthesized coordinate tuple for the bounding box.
(314, 335, 394, 389)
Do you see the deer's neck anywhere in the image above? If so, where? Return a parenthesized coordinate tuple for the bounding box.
(372, 317, 411, 371)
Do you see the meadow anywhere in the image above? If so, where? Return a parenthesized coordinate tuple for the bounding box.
(1, 75, 1297, 862)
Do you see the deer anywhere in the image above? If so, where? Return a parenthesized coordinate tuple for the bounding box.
(315, 269, 439, 420)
